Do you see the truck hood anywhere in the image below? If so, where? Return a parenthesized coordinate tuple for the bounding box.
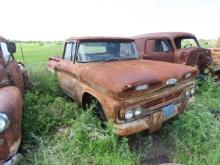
(78, 59, 197, 94)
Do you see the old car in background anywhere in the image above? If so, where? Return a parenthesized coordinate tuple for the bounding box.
(48, 36, 197, 136)
(133, 32, 218, 77)
(0, 35, 28, 164)
(210, 37, 220, 65)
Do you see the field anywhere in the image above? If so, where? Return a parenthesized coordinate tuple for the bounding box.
(14, 41, 220, 165)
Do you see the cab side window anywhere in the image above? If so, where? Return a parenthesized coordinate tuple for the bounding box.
(0, 42, 11, 63)
(154, 40, 171, 52)
(64, 42, 76, 61)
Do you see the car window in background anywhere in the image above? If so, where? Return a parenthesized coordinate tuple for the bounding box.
(0, 42, 11, 63)
(174, 37, 199, 49)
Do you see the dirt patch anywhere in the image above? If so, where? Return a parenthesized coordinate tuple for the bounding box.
(128, 130, 175, 165)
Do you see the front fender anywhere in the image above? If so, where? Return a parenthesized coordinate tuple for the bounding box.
(0, 86, 23, 161)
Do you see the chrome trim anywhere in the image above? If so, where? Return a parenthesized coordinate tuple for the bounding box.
(0, 113, 10, 133)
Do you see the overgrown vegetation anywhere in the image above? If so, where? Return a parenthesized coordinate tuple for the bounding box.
(170, 78, 220, 164)
(15, 42, 220, 165)
(21, 67, 137, 165)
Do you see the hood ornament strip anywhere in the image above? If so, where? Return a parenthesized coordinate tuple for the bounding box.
(166, 78, 177, 85)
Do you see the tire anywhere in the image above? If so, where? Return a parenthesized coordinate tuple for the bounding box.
(90, 99, 107, 127)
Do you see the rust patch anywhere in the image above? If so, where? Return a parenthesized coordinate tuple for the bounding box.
(210, 37, 220, 65)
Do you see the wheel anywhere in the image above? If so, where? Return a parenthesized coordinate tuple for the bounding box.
(84, 96, 107, 127)
(92, 99, 107, 124)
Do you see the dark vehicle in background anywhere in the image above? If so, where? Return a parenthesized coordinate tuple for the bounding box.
(48, 36, 197, 136)
(0, 35, 28, 164)
(133, 32, 218, 77)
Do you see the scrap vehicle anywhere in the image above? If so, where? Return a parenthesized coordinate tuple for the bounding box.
(210, 37, 220, 65)
(48, 36, 197, 136)
(0, 35, 28, 164)
(133, 32, 220, 79)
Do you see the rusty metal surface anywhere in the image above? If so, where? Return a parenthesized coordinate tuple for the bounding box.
(70, 60, 196, 94)
(210, 38, 220, 65)
(211, 49, 220, 65)
(133, 32, 196, 40)
(133, 32, 212, 73)
(48, 37, 197, 136)
(0, 36, 26, 163)
(66, 36, 134, 42)
(0, 87, 23, 161)
(6, 61, 27, 93)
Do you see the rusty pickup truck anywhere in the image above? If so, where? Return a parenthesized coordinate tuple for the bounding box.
(48, 36, 197, 136)
(0, 36, 28, 164)
(133, 32, 214, 76)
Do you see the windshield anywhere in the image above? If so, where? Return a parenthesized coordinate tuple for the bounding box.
(174, 37, 199, 49)
(76, 41, 139, 62)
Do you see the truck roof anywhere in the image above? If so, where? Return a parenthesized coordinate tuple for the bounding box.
(66, 36, 134, 42)
(133, 32, 196, 40)
(0, 35, 7, 42)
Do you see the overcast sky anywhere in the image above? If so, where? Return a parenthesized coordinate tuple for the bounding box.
(1, 0, 220, 41)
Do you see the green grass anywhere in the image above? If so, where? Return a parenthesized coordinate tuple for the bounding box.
(199, 39, 216, 48)
(14, 42, 63, 64)
(18, 42, 220, 165)
(164, 80, 220, 164)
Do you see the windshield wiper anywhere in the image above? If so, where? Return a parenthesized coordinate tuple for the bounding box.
(101, 57, 139, 62)
(124, 57, 139, 60)
(102, 57, 121, 62)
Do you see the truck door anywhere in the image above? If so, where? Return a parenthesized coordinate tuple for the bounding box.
(56, 42, 79, 101)
(144, 39, 174, 62)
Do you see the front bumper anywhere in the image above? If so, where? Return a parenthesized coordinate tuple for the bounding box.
(115, 97, 188, 136)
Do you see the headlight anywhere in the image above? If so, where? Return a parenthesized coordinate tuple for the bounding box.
(124, 106, 142, 120)
(135, 84, 149, 91)
(125, 110, 134, 120)
(0, 113, 10, 133)
(134, 108, 142, 116)
(185, 73, 192, 79)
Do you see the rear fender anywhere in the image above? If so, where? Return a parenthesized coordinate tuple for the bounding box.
(48, 57, 62, 73)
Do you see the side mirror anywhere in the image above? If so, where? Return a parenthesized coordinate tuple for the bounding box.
(7, 42, 16, 54)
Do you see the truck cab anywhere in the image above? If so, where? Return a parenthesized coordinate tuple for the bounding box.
(48, 36, 197, 136)
(0, 35, 28, 164)
(133, 32, 212, 74)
